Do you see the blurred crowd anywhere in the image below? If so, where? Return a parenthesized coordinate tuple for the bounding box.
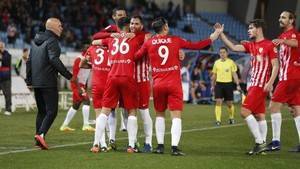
(0, 0, 181, 50)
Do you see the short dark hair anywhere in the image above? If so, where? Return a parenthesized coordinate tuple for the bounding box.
(23, 48, 28, 52)
(283, 10, 296, 26)
(219, 46, 228, 52)
(249, 19, 266, 31)
(117, 17, 130, 30)
(131, 15, 143, 24)
(152, 17, 168, 33)
(112, 7, 126, 16)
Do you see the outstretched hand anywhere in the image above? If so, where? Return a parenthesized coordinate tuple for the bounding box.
(210, 23, 224, 41)
(272, 39, 284, 46)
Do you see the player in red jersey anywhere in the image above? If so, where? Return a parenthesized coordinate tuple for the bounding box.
(59, 53, 95, 132)
(91, 17, 142, 153)
(130, 16, 153, 152)
(93, 7, 133, 135)
(129, 15, 153, 152)
(80, 45, 110, 152)
(219, 19, 279, 155)
(267, 11, 300, 152)
(135, 17, 221, 156)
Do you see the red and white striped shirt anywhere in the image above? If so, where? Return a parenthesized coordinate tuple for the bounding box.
(278, 28, 300, 81)
(136, 56, 150, 83)
(242, 39, 277, 88)
(72, 57, 90, 87)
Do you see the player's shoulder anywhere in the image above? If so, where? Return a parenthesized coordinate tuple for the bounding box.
(227, 58, 235, 63)
(262, 39, 275, 48)
(214, 59, 222, 64)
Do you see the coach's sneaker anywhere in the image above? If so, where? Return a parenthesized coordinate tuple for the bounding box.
(142, 143, 152, 153)
(34, 139, 41, 148)
(82, 125, 95, 132)
(215, 121, 221, 126)
(229, 119, 235, 124)
(247, 142, 267, 155)
(266, 140, 281, 151)
(35, 134, 48, 150)
(153, 144, 164, 154)
(171, 146, 185, 156)
(90, 144, 100, 153)
(127, 146, 139, 153)
(107, 139, 117, 151)
(288, 145, 300, 152)
(60, 125, 75, 131)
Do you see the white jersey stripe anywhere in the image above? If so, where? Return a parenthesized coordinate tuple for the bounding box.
(259, 57, 269, 87)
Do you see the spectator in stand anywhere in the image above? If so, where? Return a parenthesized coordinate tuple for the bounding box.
(0, 41, 12, 116)
(190, 62, 206, 104)
(7, 22, 17, 45)
(15, 48, 29, 80)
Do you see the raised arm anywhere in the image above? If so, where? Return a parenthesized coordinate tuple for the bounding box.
(272, 38, 298, 47)
(135, 42, 148, 61)
(220, 33, 246, 52)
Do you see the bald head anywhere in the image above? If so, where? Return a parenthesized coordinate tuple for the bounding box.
(45, 18, 63, 37)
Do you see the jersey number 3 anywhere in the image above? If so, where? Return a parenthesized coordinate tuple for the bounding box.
(94, 48, 105, 65)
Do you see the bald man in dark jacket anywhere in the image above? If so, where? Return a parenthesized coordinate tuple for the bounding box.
(26, 18, 73, 150)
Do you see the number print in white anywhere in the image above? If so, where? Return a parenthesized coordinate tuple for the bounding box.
(158, 45, 169, 65)
(111, 38, 129, 55)
(94, 48, 104, 65)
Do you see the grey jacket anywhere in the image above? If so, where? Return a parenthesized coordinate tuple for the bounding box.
(26, 30, 72, 88)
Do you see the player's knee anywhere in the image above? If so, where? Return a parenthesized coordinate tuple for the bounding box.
(240, 107, 251, 118)
(269, 102, 281, 113)
(254, 114, 265, 121)
(170, 110, 181, 119)
(215, 100, 222, 106)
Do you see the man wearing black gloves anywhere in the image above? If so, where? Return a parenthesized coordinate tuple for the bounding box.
(26, 18, 73, 150)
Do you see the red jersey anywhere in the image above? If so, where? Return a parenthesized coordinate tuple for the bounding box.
(135, 35, 212, 85)
(84, 45, 110, 86)
(103, 35, 141, 78)
(134, 31, 150, 83)
(72, 57, 90, 87)
(92, 24, 119, 40)
(242, 39, 277, 88)
(278, 28, 300, 81)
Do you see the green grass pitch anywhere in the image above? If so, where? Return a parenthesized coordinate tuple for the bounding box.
(0, 103, 300, 169)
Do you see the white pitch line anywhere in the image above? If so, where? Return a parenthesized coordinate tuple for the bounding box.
(0, 119, 291, 156)
(0, 122, 245, 156)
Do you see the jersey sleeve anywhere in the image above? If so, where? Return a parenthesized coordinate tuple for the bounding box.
(241, 42, 251, 53)
(92, 32, 112, 40)
(83, 47, 92, 62)
(72, 58, 81, 77)
(231, 60, 237, 72)
(268, 43, 278, 60)
(177, 37, 212, 50)
(92, 25, 118, 40)
(135, 41, 148, 61)
(101, 38, 110, 46)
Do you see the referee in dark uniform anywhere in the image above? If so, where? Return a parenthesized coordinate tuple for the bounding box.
(26, 18, 73, 150)
(211, 47, 240, 126)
